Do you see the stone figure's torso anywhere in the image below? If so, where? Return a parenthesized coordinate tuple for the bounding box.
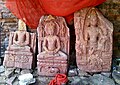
(16, 31, 27, 44)
(46, 35, 58, 51)
(87, 26, 99, 44)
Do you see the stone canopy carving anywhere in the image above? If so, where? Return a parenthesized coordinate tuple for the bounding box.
(37, 15, 70, 76)
(3, 20, 36, 69)
(74, 7, 113, 72)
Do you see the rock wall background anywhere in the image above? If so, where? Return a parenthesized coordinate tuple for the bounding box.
(0, 0, 18, 59)
(97, 0, 120, 57)
(0, 0, 120, 59)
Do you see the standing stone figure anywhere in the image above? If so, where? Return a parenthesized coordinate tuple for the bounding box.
(37, 15, 70, 76)
(3, 20, 36, 69)
(74, 7, 113, 72)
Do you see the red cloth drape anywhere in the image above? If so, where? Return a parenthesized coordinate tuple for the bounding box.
(6, 0, 106, 29)
(49, 74, 68, 85)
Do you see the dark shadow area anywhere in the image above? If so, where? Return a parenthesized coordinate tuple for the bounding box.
(0, 26, 1, 58)
(0, 26, 8, 65)
(67, 22, 77, 67)
(28, 28, 38, 68)
(0, 26, 1, 65)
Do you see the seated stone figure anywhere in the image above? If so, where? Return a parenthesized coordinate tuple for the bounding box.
(3, 20, 36, 69)
(37, 15, 70, 76)
(38, 21, 67, 59)
(7, 20, 30, 51)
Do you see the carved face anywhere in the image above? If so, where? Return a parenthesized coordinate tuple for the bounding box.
(88, 10, 98, 26)
(48, 25, 55, 35)
(90, 15, 98, 26)
(45, 22, 55, 35)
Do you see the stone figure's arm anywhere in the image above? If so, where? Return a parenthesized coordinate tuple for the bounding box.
(43, 37, 49, 52)
(54, 36, 60, 53)
(84, 31, 88, 41)
(84, 29, 88, 45)
(24, 32, 30, 45)
(99, 27, 103, 37)
(13, 32, 18, 45)
(98, 27, 106, 42)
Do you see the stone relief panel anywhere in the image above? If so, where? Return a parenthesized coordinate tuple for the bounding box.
(37, 15, 70, 76)
(74, 7, 113, 72)
(3, 20, 36, 69)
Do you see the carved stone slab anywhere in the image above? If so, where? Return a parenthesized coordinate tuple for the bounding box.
(3, 32, 36, 69)
(37, 15, 70, 76)
(74, 7, 113, 72)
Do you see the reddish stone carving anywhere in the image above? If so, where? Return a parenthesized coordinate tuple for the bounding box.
(3, 20, 36, 69)
(37, 15, 70, 76)
(74, 7, 113, 72)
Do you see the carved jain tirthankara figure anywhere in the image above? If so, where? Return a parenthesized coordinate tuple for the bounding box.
(37, 15, 70, 76)
(38, 21, 67, 59)
(7, 20, 30, 50)
(74, 7, 113, 72)
(3, 20, 36, 69)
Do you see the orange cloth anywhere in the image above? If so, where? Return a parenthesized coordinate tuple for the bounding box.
(49, 74, 68, 85)
(6, 0, 106, 29)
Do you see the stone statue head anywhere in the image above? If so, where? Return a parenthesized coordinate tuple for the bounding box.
(88, 8, 98, 26)
(45, 21, 56, 35)
(18, 19, 27, 31)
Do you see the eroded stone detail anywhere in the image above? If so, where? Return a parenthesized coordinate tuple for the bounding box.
(74, 7, 113, 72)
